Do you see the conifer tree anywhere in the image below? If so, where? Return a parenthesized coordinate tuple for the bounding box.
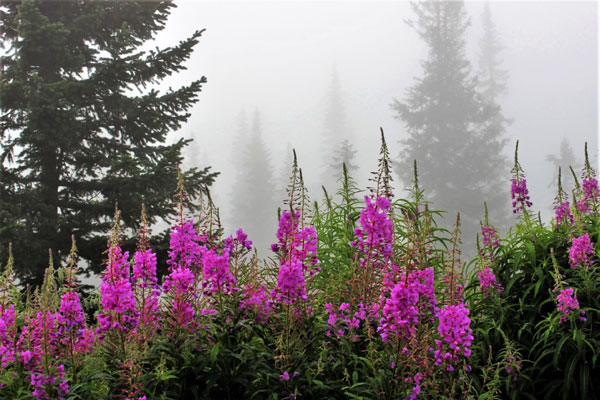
(277, 143, 295, 203)
(229, 110, 276, 255)
(546, 137, 581, 190)
(478, 2, 509, 105)
(321, 67, 357, 190)
(0, 1, 217, 287)
(392, 0, 508, 248)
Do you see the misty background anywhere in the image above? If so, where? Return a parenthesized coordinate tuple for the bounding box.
(148, 1, 598, 255)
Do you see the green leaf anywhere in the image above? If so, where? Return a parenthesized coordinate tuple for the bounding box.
(210, 343, 220, 363)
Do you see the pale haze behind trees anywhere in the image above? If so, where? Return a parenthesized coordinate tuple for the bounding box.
(149, 1, 597, 251)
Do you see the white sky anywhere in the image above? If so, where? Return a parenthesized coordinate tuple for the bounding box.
(150, 0, 598, 229)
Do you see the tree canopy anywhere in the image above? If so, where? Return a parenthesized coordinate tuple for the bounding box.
(0, 0, 218, 287)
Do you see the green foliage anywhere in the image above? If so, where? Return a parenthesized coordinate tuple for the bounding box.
(0, 0, 218, 287)
(466, 206, 600, 399)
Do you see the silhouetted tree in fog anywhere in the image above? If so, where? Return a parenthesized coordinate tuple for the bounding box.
(229, 110, 276, 254)
(546, 137, 581, 191)
(277, 143, 295, 203)
(477, 1, 511, 230)
(321, 67, 357, 190)
(392, 0, 508, 249)
(329, 139, 358, 184)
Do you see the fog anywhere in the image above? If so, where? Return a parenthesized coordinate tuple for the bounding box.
(150, 1, 598, 255)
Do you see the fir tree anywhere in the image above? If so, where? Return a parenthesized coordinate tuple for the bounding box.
(321, 66, 357, 190)
(329, 139, 358, 182)
(546, 137, 581, 190)
(0, 1, 218, 287)
(478, 2, 509, 105)
(229, 109, 276, 255)
(476, 1, 511, 230)
(392, 0, 508, 249)
(277, 143, 295, 203)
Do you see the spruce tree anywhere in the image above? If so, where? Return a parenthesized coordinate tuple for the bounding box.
(392, 0, 508, 249)
(478, 2, 509, 105)
(329, 139, 358, 182)
(546, 137, 581, 190)
(476, 1, 511, 230)
(320, 67, 357, 190)
(229, 110, 276, 255)
(0, 1, 217, 287)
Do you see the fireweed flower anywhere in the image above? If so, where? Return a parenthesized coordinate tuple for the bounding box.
(582, 177, 599, 206)
(568, 233, 595, 269)
(481, 225, 500, 251)
(167, 220, 203, 272)
(478, 266, 503, 297)
(56, 291, 94, 355)
(271, 209, 319, 305)
(240, 284, 273, 322)
(556, 288, 585, 323)
(162, 266, 196, 332)
(200, 246, 236, 296)
(352, 196, 394, 268)
(274, 258, 307, 304)
(224, 228, 253, 253)
(0, 304, 16, 367)
(377, 268, 438, 342)
(434, 303, 473, 371)
(96, 244, 139, 340)
(510, 178, 532, 214)
(133, 249, 158, 288)
(133, 248, 161, 338)
(554, 201, 574, 228)
(17, 311, 70, 399)
(377, 269, 437, 342)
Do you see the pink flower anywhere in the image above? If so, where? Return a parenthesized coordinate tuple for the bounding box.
(200, 247, 236, 296)
(554, 202, 574, 227)
(167, 221, 203, 272)
(478, 266, 503, 296)
(434, 303, 473, 369)
(240, 284, 272, 322)
(133, 249, 158, 288)
(271, 209, 319, 305)
(569, 233, 595, 269)
(556, 288, 585, 323)
(511, 178, 532, 214)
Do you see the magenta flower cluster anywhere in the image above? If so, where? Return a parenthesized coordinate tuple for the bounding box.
(15, 310, 71, 399)
(510, 178, 533, 214)
(224, 229, 253, 252)
(478, 266, 503, 297)
(325, 302, 365, 339)
(56, 292, 94, 354)
(272, 210, 319, 305)
(0, 304, 16, 367)
(240, 284, 273, 322)
(556, 288, 585, 323)
(582, 177, 599, 206)
(434, 303, 473, 371)
(568, 233, 595, 269)
(167, 221, 203, 272)
(554, 201, 574, 228)
(378, 268, 437, 342)
(200, 246, 236, 296)
(478, 224, 503, 296)
(97, 244, 139, 340)
(133, 248, 161, 337)
(352, 196, 394, 269)
(162, 264, 196, 332)
(481, 225, 499, 251)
